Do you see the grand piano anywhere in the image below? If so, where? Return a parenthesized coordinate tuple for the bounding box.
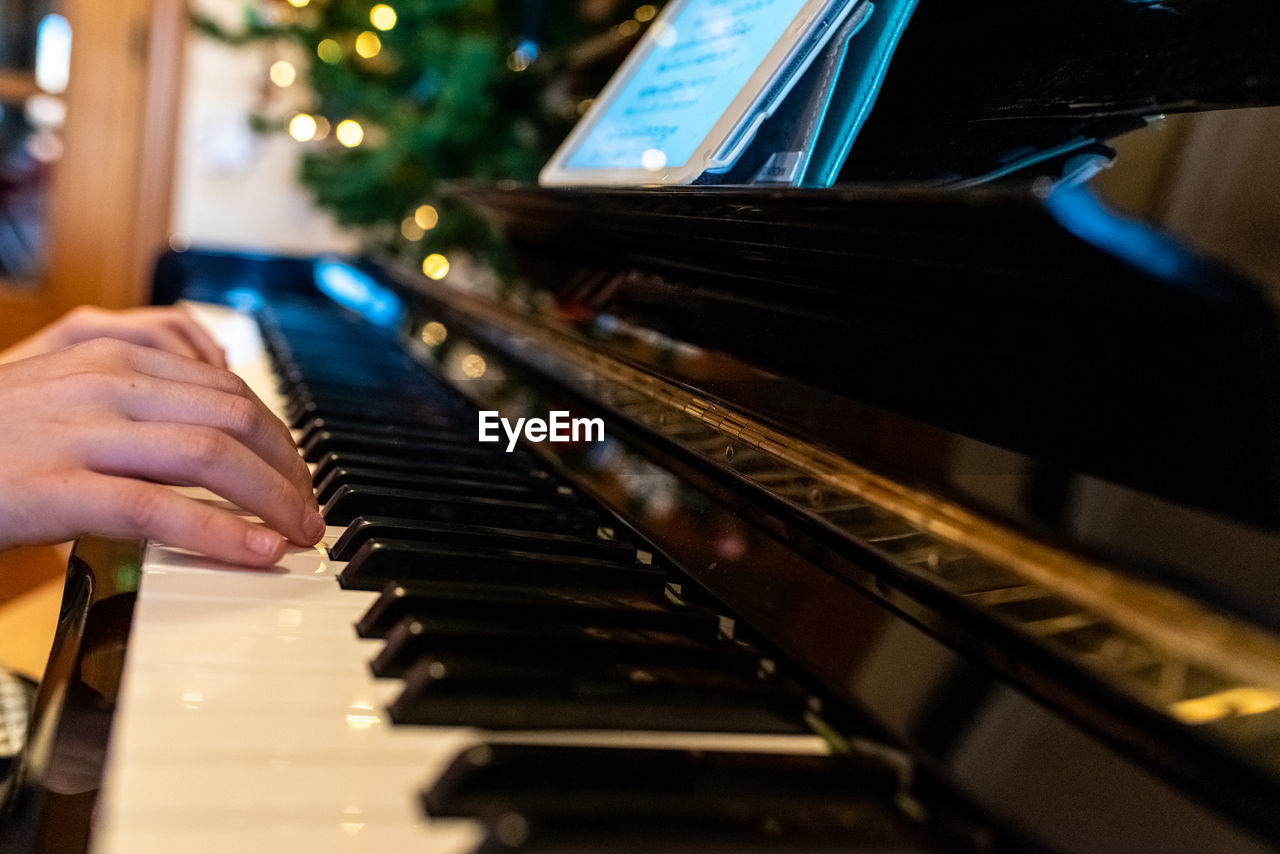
(5, 1, 1280, 852)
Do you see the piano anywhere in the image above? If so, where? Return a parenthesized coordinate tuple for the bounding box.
(5, 1, 1280, 852)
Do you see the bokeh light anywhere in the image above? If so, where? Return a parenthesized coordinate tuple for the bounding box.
(336, 119, 364, 147)
(288, 113, 318, 141)
(370, 4, 398, 30)
(269, 60, 296, 87)
(422, 253, 450, 280)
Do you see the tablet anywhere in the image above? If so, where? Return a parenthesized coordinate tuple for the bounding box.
(540, 0, 860, 186)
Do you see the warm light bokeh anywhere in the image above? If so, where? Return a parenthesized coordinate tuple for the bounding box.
(422, 253, 450, 280)
(288, 113, 318, 141)
(370, 4, 398, 31)
(269, 60, 297, 87)
(335, 119, 365, 147)
(413, 204, 439, 230)
(355, 31, 382, 59)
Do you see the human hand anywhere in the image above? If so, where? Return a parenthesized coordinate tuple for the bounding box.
(0, 338, 323, 566)
(0, 305, 227, 368)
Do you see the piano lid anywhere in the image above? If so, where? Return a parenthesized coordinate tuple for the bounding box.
(841, 0, 1280, 180)
(872, 0, 1280, 123)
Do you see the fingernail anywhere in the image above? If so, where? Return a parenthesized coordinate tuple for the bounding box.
(302, 510, 326, 542)
(246, 527, 283, 558)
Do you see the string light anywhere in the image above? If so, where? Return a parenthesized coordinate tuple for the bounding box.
(617, 19, 640, 37)
(421, 322, 447, 346)
(461, 354, 487, 378)
(413, 204, 439, 230)
(317, 38, 342, 63)
(370, 4, 397, 31)
(422, 253, 450, 280)
(288, 113, 318, 141)
(286, 0, 310, 7)
(312, 115, 331, 140)
(355, 31, 382, 58)
(634, 4, 657, 21)
(269, 60, 296, 87)
(401, 217, 425, 241)
(336, 119, 365, 147)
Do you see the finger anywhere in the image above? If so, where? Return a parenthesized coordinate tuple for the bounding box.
(77, 338, 287, 433)
(108, 374, 313, 501)
(103, 338, 256, 396)
(77, 474, 292, 567)
(61, 316, 203, 362)
(164, 307, 228, 368)
(65, 339, 301, 465)
(122, 323, 202, 362)
(81, 422, 324, 547)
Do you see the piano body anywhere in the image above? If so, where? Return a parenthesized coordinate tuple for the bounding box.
(6, 1, 1280, 852)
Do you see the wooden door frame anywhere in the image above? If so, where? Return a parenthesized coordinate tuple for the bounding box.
(0, 0, 186, 347)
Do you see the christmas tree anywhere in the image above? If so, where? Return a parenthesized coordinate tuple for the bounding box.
(194, 0, 654, 276)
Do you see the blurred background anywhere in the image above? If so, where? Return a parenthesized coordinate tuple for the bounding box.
(0, 0, 1277, 674)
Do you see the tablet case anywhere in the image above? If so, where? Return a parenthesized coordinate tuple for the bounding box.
(697, 0, 920, 187)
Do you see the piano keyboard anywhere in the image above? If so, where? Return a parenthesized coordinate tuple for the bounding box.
(89, 300, 951, 853)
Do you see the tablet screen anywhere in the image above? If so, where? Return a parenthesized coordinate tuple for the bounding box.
(565, 0, 813, 172)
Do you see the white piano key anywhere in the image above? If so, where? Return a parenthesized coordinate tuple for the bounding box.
(105, 759, 463, 812)
(126, 595, 370, 636)
(93, 820, 483, 854)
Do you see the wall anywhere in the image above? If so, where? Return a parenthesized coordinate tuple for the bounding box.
(1092, 106, 1280, 296)
(170, 0, 359, 256)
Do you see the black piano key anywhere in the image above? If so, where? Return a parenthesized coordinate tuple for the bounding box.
(323, 486, 598, 531)
(295, 416, 465, 448)
(388, 653, 808, 732)
(279, 349, 428, 373)
(286, 378, 452, 405)
(370, 615, 756, 679)
(312, 451, 547, 488)
(337, 538, 665, 593)
(316, 468, 572, 507)
(424, 743, 898, 819)
(302, 429, 518, 464)
(330, 517, 629, 563)
(294, 420, 474, 449)
(277, 347, 418, 371)
(280, 369, 431, 395)
(285, 390, 452, 420)
(267, 340, 392, 367)
(355, 581, 720, 640)
(286, 398, 454, 431)
(468, 809, 951, 854)
(280, 371, 444, 396)
(438, 747, 960, 854)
